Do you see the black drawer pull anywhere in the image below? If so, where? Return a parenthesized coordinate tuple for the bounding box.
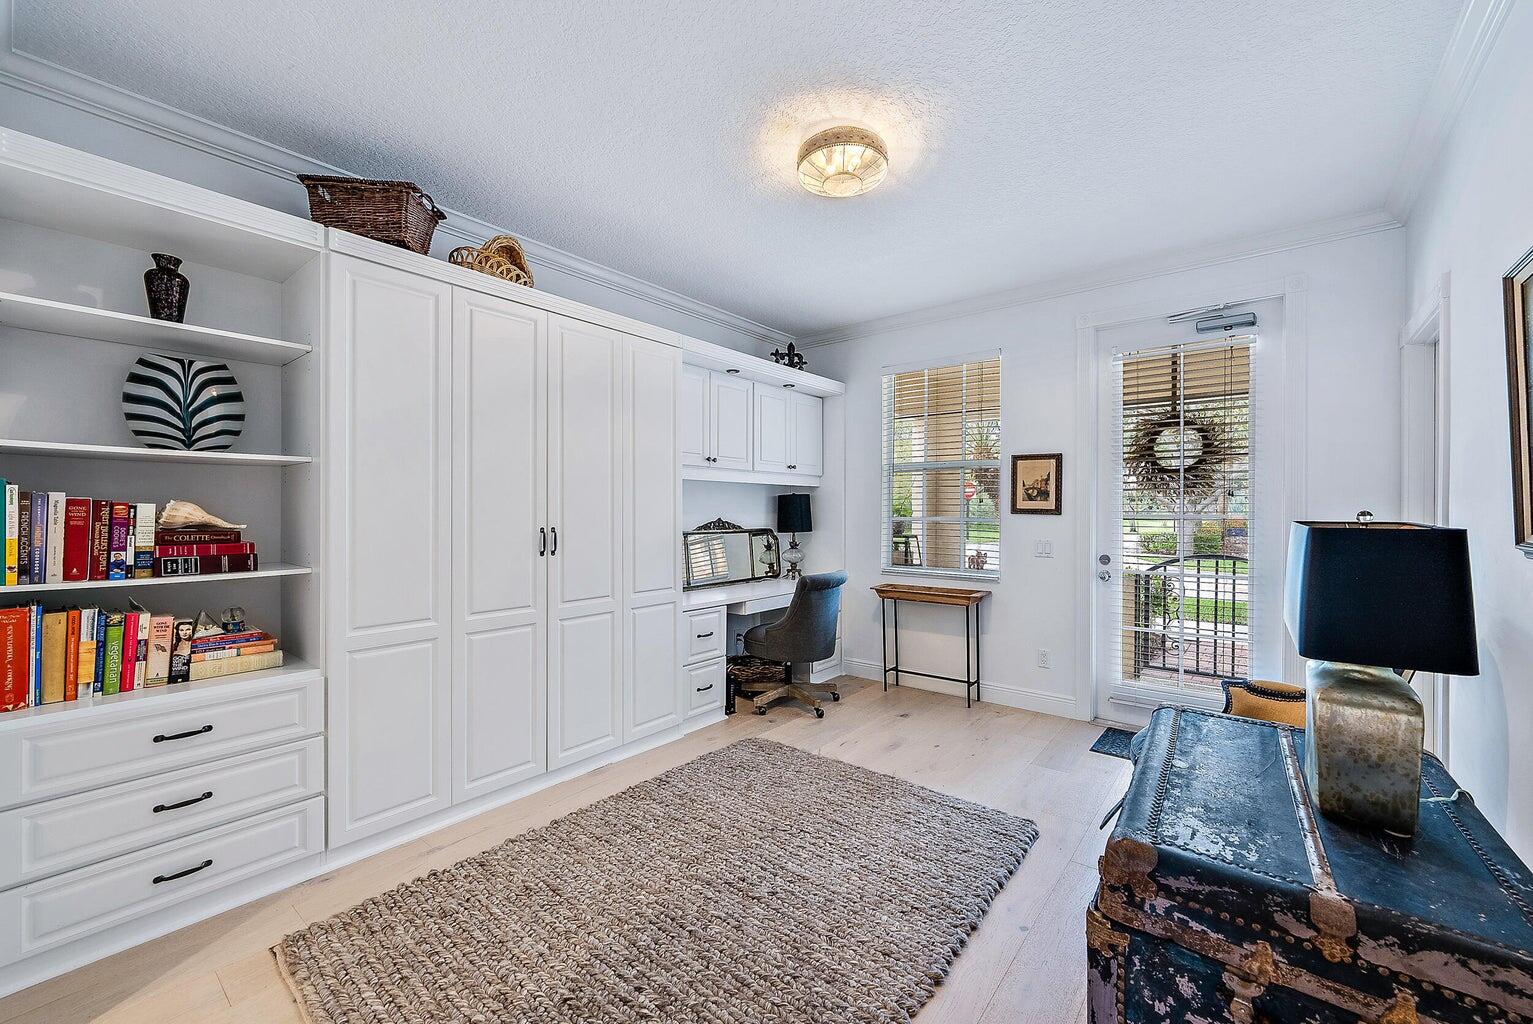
(153, 791, 214, 814)
(696, 683, 714, 692)
(696, 631, 715, 639)
(153, 724, 213, 743)
(152, 858, 213, 885)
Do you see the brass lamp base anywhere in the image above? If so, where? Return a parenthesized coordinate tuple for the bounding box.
(1303, 661, 1424, 836)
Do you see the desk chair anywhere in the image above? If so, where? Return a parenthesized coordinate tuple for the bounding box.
(735, 571, 846, 718)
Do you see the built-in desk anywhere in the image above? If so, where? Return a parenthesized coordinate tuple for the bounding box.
(681, 573, 844, 686)
(683, 576, 802, 615)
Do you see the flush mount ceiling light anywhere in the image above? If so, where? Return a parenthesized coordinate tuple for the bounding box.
(797, 126, 888, 198)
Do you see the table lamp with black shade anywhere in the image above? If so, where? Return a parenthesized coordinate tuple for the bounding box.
(1284, 517, 1478, 835)
(777, 493, 812, 580)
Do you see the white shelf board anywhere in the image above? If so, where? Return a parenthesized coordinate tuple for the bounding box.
(0, 658, 320, 729)
(1, 564, 312, 595)
(0, 291, 311, 366)
(0, 438, 312, 467)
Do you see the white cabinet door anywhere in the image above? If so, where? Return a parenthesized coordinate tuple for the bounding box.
(754, 386, 791, 473)
(325, 254, 452, 848)
(709, 373, 754, 471)
(451, 290, 548, 803)
(547, 316, 625, 769)
(680, 363, 710, 468)
(788, 392, 824, 476)
(624, 337, 681, 742)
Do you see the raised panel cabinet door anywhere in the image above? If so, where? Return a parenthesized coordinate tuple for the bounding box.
(788, 392, 824, 475)
(754, 386, 791, 473)
(680, 363, 710, 467)
(709, 372, 754, 471)
(325, 254, 452, 848)
(625, 337, 681, 741)
(451, 290, 548, 803)
(547, 316, 624, 768)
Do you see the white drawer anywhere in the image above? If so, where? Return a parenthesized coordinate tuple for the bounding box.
(687, 658, 726, 716)
(0, 671, 323, 810)
(685, 607, 726, 664)
(0, 736, 324, 889)
(0, 796, 324, 966)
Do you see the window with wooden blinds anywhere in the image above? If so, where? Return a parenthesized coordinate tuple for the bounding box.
(881, 356, 1002, 578)
(1111, 338, 1255, 691)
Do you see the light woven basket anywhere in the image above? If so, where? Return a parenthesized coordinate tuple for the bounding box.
(449, 234, 534, 287)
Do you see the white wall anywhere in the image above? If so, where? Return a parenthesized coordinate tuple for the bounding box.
(1402, 0, 1533, 857)
(0, 78, 779, 358)
(813, 228, 1404, 721)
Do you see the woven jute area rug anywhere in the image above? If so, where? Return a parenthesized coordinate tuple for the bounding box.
(274, 736, 1039, 1024)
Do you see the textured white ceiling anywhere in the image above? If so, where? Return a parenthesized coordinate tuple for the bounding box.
(15, 0, 1462, 336)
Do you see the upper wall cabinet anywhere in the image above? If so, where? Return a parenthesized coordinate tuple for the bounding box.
(680, 337, 842, 486)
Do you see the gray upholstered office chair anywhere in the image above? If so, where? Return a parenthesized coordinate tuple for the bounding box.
(735, 571, 846, 718)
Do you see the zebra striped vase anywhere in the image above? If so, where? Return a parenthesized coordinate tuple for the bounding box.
(122, 354, 246, 451)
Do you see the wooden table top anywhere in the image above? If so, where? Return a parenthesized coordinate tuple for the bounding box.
(871, 583, 991, 606)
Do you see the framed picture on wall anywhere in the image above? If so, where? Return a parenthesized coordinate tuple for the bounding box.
(1504, 245, 1533, 559)
(1010, 453, 1062, 515)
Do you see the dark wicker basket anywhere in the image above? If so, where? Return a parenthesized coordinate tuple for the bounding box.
(297, 174, 445, 254)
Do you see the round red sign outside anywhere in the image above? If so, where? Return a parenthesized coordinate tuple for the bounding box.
(963, 481, 977, 501)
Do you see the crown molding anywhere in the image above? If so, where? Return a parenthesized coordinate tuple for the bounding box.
(799, 208, 1400, 347)
(1384, 0, 1515, 222)
(0, 3, 791, 349)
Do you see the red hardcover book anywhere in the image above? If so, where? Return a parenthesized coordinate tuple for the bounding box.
(88, 500, 111, 581)
(62, 498, 92, 582)
(153, 529, 242, 546)
(153, 542, 258, 558)
(0, 607, 28, 712)
(63, 609, 80, 701)
(153, 553, 259, 577)
(119, 612, 138, 692)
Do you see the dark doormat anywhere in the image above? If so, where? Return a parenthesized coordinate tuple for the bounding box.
(1090, 727, 1136, 761)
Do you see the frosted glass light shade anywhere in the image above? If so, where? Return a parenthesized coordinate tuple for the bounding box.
(797, 126, 888, 198)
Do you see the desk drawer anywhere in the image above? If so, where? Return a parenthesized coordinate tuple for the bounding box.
(0, 737, 324, 889)
(684, 608, 726, 664)
(0, 796, 324, 965)
(0, 672, 323, 810)
(687, 658, 726, 716)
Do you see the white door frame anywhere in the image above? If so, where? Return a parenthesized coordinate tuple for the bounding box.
(1073, 275, 1309, 723)
(1400, 272, 1453, 760)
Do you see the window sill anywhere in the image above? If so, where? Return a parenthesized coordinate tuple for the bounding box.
(879, 567, 1000, 584)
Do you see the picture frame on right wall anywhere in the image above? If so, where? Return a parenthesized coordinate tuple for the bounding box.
(1504, 245, 1533, 559)
(1011, 453, 1062, 515)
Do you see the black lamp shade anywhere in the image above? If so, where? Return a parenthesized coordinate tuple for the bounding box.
(777, 493, 812, 535)
(1284, 521, 1479, 675)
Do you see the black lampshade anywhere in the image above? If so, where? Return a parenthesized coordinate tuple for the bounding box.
(777, 493, 812, 535)
(1284, 521, 1479, 676)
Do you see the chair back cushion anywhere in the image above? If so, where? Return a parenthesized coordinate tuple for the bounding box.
(742, 571, 846, 663)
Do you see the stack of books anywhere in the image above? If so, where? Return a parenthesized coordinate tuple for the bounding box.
(0, 483, 259, 585)
(0, 604, 283, 713)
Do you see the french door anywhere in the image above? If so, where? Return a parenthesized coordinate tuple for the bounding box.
(1094, 316, 1267, 715)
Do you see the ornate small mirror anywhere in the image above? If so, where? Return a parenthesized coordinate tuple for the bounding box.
(682, 519, 780, 589)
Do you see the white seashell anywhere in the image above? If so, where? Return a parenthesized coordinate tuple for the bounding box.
(157, 500, 247, 531)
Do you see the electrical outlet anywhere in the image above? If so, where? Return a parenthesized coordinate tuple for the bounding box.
(1037, 648, 1052, 669)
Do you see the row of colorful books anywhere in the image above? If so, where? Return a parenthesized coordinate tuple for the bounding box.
(0, 604, 282, 713)
(0, 485, 258, 585)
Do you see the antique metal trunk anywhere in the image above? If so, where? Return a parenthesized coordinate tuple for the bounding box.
(1088, 707, 1533, 1023)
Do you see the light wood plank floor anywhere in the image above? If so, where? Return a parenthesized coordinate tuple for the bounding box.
(0, 677, 1131, 1024)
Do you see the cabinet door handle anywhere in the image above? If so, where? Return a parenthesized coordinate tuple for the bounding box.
(539, 527, 547, 556)
(550, 527, 558, 556)
(154, 790, 214, 814)
(696, 683, 714, 692)
(153, 858, 213, 885)
(696, 631, 714, 639)
(153, 724, 212, 743)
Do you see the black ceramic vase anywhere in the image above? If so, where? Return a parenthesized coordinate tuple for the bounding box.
(144, 253, 190, 323)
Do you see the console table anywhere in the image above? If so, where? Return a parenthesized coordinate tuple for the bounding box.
(871, 583, 990, 708)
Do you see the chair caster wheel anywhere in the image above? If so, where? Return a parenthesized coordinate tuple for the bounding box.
(830, 692, 841, 702)
(756, 707, 767, 716)
(815, 708, 825, 718)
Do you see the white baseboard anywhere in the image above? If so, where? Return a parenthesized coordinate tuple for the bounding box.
(842, 658, 1084, 719)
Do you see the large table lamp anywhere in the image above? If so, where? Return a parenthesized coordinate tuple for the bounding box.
(777, 493, 812, 580)
(1284, 518, 1478, 835)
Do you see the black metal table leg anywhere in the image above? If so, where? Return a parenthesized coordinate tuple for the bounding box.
(892, 599, 900, 687)
(880, 597, 888, 691)
(964, 602, 972, 708)
(974, 601, 981, 705)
